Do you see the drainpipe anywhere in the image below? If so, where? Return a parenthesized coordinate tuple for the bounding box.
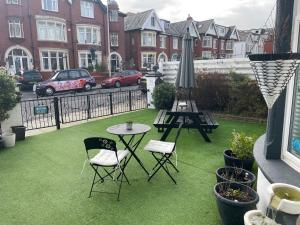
(27, 0, 35, 68)
(264, 0, 294, 159)
(69, 1, 76, 68)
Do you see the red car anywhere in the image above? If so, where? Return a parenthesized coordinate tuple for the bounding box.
(101, 70, 143, 88)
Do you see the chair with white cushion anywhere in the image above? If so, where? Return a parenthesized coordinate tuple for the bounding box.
(144, 122, 183, 184)
(83, 137, 129, 200)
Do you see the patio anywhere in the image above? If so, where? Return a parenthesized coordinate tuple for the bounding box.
(0, 110, 265, 225)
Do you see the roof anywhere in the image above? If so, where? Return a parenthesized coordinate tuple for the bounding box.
(124, 9, 153, 31)
(238, 30, 252, 41)
(165, 20, 193, 36)
(196, 19, 214, 34)
(225, 26, 236, 39)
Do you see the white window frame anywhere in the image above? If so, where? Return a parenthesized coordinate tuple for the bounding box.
(41, 0, 58, 12)
(109, 10, 118, 22)
(203, 36, 212, 48)
(151, 16, 155, 27)
(78, 50, 102, 68)
(76, 25, 100, 45)
(226, 41, 234, 50)
(173, 37, 178, 50)
(141, 31, 156, 47)
(202, 51, 212, 59)
(80, 1, 94, 19)
(221, 40, 225, 50)
(8, 18, 24, 38)
(39, 48, 69, 72)
(141, 52, 156, 69)
(6, 0, 21, 5)
(213, 39, 218, 49)
(110, 33, 118, 47)
(37, 19, 67, 42)
(160, 35, 166, 49)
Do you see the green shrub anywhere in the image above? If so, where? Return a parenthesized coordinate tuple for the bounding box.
(230, 131, 255, 160)
(153, 82, 176, 109)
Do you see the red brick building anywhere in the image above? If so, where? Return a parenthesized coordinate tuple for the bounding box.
(0, 0, 125, 79)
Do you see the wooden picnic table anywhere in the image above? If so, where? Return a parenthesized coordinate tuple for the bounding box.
(154, 99, 219, 142)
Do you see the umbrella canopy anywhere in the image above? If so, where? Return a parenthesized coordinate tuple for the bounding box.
(175, 28, 197, 89)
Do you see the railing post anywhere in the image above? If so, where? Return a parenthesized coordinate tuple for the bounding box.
(54, 97, 60, 130)
(87, 95, 91, 119)
(109, 93, 113, 115)
(129, 90, 132, 111)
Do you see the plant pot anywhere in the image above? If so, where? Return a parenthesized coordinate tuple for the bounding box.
(216, 166, 256, 187)
(2, 133, 16, 148)
(244, 210, 279, 225)
(223, 149, 254, 171)
(11, 125, 26, 141)
(214, 182, 259, 225)
(267, 183, 300, 215)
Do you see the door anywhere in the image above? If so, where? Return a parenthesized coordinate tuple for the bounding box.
(53, 71, 69, 91)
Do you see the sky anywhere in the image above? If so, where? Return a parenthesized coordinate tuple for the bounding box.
(117, 0, 276, 30)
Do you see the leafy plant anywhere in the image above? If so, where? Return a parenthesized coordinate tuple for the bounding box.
(231, 131, 255, 160)
(0, 69, 18, 135)
(153, 82, 176, 109)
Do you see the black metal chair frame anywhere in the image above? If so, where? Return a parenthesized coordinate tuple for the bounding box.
(148, 122, 183, 184)
(84, 137, 130, 201)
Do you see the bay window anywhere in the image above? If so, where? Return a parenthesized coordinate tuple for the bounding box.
(42, 0, 58, 12)
(8, 18, 23, 38)
(221, 40, 225, 50)
(37, 19, 67, 42)
(173, 37, 178, 50)
(6, 0, 21, 4)
(226, 41, 234, 50)
(77, 25, 100, 45)
(141, 32, 156, 47)
(80, 1, 94, 18)
(78, 51, 101, 68)
(160, 35, 166, 49)
(203, 36, 212, 48)
(142, 52, 156, 69)
(40, 49, 68, 71)
(110, 33, 118, 46)
(213, 39, 218, 49)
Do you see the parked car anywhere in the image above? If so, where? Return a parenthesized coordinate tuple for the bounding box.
(17, 70, 43, 90)
(101, 70, 143, 88)
(34, 69, 96, 96)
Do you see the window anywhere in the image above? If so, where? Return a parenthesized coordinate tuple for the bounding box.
(6, 0, 21, 5)
(219, 27, 225, 35)
(151, 16, 155, 27)
(131, 37, 135, 45)
(160, 35, 166, 49)
(203, 36, 212, 48)
(78, 51, 101, 68)
(109, 10, 118, 22)
(80, 1, 94, 18)
(221, 40, 225, 50)
(226, 41, 234, 50)
(37, 20, 66, 42)
(69, 70, 81, 80)
(77, 25, 100, 45)
(246, 44, 252, 53)
(141, 52, 156, 69)
(40, 49, 68, 71)
(213, 39, 218, 49)
(173, 37, 178, 50)
(42, 0, 58, 12)
(171, 53, 179, 61)
(141, 32, 156, 47)
(57, 71, 69, 80)
(8, 18, 23, 38)
(202, 51, 212, 59)
(110, 33, 118, 47)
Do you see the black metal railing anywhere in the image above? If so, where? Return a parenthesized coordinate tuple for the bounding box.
(21, 90, 147, 130)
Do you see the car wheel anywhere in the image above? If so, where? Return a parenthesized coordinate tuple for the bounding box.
(45, 87, 55, 96)
(84, 83, 92, 92)
(114, 81, 121, 88)
(137, 78, 141, 85)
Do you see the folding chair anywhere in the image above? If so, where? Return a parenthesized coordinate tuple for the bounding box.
(83, 137, 129, 200)
(144, 122, 183, 184)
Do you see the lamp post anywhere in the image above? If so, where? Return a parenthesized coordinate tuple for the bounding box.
(107, 0, 112, 77)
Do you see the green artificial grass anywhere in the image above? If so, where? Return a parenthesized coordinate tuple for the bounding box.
(0, 110, 265, 225)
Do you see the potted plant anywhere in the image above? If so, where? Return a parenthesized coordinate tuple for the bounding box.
(216, 166, 256, 187)
(244, 210, 280, 225)
(0, 67, 18, 148)
(214, 182, 259, 225)
(224, 131, 255, 171)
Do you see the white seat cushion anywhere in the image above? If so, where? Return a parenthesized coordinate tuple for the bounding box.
(90, 149, 129, 166)
(144, 140, 175, 154)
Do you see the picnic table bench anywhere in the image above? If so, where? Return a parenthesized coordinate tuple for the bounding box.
(153, 100, 219, 142)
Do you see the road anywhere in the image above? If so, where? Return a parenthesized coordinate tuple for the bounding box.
(21, 85, 141, 100)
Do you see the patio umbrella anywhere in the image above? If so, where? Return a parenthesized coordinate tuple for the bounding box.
(175, 28, 197, 99)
